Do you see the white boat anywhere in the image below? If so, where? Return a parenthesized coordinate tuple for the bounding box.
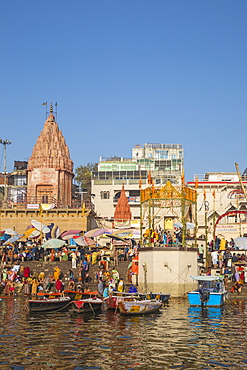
(187, 276, 228, 307)
(118, 299, 162, 315)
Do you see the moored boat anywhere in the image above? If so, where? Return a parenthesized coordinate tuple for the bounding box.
(70, 297, 103, 314)
(105, 293, 137, 310)
(28, 296, 71, 313)
(187, 276, 228, 307)
(118, 299, 162, 315)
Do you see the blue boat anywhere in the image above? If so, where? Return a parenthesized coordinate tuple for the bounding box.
(187, 276, 228, 307)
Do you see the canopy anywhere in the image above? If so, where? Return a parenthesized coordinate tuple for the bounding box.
(3, 235, 21, 245)
(42, 239, 66, 249)
(61, 230, 81, 238)
(31, 220, 50, 234)
(84, 228, 112, 238)
(234, 237, 247, 249)
(4, 229, 18, 236)
(190, 275, 223, 282)
(174, 222, 195, 229)
(74, 236, 95, 247)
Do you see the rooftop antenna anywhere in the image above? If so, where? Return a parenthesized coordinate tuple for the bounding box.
(42, 101, 48, 119)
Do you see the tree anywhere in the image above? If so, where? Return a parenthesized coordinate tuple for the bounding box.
(74, 162, 98, 193)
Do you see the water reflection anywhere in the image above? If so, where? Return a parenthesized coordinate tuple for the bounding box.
(0, 298, 247, 369)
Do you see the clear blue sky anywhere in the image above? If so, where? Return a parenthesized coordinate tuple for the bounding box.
(0, 0, 247, 181)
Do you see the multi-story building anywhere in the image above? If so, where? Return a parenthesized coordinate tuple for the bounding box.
(187, 171, 247, 242)
(91, 143, 184, 224)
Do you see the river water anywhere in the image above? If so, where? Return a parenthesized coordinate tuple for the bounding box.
(0, 297, 247, 370)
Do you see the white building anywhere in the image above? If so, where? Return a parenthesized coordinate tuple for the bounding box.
(187, 171, 247, 242)
(91, 143, 184, 225)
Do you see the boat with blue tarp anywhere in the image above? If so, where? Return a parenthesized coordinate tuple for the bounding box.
(187, 275, 228, 307)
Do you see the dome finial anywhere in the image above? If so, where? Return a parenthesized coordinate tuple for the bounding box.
(50, 102, 53, 113)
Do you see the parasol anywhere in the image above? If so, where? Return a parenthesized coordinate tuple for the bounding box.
(173, 222, 195, 229)
(113, 229, 133, 237)
(234, 237, 247, 250)
(42, 239, 66, 249)
(31, 220, 50, 234)
(4, 229, 18, 236)
(61, 230, 81, 239)
(105, 234, 127, 242)
(84, 228, 112, 238)
(3, 235, 22, 245)
(74, 236, 96, 247)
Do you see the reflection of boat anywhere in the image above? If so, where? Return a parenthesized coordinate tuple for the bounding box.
(118, 299, 162, 315)
(187, 276, 228, 307)
(71, 297, 103, 314)
(28, 296, 71, 313)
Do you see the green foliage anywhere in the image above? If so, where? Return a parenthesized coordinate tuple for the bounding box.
(75, 162, 98, 192)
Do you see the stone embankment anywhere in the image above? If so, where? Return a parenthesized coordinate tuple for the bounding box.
(15, 259, 131, 292)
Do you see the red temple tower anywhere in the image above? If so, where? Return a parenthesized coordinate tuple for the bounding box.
(27, 103, 74, 207)
(114, 184, 132, 227)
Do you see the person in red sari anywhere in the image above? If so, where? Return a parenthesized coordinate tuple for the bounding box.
(55, 278, 63, 293)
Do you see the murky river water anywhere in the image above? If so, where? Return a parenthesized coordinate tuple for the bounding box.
(0, 297, 247, 369)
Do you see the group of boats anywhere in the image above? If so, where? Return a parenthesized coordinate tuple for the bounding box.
(27, 275, 228, 315)
(28, 290, 171, 315)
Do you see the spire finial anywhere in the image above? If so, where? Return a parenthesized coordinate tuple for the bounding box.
(50, 102, 53, 113)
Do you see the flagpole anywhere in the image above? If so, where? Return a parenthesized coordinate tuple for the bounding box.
(139, 176, 143, 246)
(181, 168, 186, 249)
(194, 176, 198, 250)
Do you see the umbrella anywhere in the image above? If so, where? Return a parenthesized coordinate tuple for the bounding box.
(61, 230, 81, 238)
(84, 228, 112, 238)
(105, 234, 127, 242)
(74, 236, 96, 247)
(62, 234, 80, 241)
(42, 239, 66, 249)
(23, 228, 40, 239)
(174, 222, 195, 229)
(113, 229, 133, 237)
(3, 235, 21, 245)
(234, 237, 247, 249)
(4, 228, 18, 236)
(31, 220, 50, 234)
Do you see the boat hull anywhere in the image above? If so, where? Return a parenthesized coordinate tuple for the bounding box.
(118, 300, 162, 315)
(187, 291, 227, 307)
(29, 297, 71, 313)
(71, 298, 103, 314)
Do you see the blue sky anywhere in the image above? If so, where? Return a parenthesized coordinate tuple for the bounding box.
(0, 0, 247, 181)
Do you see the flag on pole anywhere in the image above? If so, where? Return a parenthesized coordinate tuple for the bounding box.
(139, 177, 142, 189)
(42, 102, 47, 106)
(148, 171, 152, 185)
(181, 167, 185, 186)
(195, 175, 198, 189)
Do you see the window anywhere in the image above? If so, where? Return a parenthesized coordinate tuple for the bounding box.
(100, 191, 110, 199)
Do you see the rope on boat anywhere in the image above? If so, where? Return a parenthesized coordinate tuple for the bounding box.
(89, 302, 96, 316)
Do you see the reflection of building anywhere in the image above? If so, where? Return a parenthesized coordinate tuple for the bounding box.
(92, 143, 184, 224)
(27, 104, 74, 207)
(188, 171, 247, 241)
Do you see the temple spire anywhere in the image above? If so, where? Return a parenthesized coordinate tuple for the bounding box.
(50, 102, 53, 113)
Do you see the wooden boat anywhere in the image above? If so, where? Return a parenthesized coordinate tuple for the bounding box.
(28, 296, 71, 313)
(105, 291, 170, 310)
(63, 290, 98, 301)
(105, 292, 140, 310)
(70, 297, 103, 314)
(139, 292, 170, 304)
(118, 299, 162, 315)
(187, 275, 228, 307)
